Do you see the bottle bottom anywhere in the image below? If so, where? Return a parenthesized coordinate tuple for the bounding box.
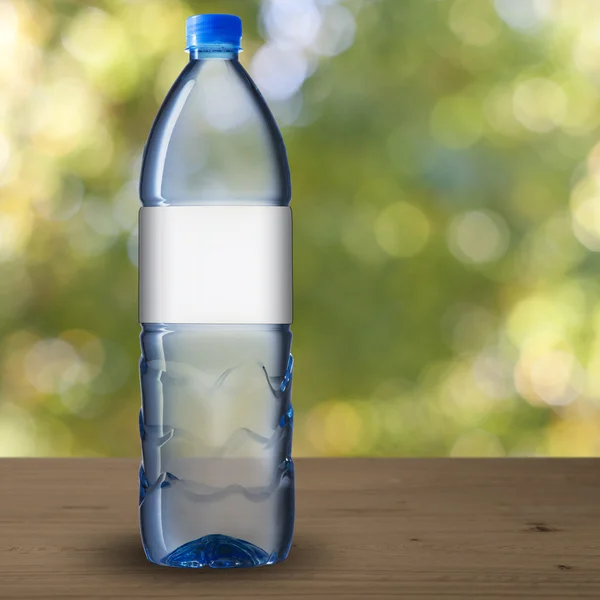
(143, 533, 288, 568)
(139, 456, 295, 569)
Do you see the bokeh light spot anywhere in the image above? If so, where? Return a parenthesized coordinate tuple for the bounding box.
(262, 0, 322, 49)
(473, 350, 515, 399)
(374, 201, 431, 258)
(251, 44, 309, 102)
(0, 403, 36, 456)
(447, 210, 510, 264)
(529, 350, 584, 406)
(312, 3, 355, 57)
(571, 176, 600, 251)
(24, 339, 82, 395)
(513, 78, 566, 133)
(494, 0, 550, 31)
(449, 0, 501, 47)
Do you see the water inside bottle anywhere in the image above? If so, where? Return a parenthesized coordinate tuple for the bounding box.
(139, 324, 294, 567)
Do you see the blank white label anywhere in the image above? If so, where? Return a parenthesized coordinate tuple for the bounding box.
(139, 206, 292, 324)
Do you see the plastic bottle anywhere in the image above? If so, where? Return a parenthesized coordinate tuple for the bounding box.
(138, 14, 294, 568)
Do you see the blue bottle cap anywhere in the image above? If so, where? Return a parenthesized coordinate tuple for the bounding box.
(185, 14, 242, 50)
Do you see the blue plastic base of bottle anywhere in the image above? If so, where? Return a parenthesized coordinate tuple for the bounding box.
(143, 534, 287, 568)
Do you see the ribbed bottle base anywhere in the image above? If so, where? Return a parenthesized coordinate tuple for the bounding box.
(144, 534, 288, 568)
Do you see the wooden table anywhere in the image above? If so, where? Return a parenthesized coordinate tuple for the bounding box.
(1, 459, 599, 599)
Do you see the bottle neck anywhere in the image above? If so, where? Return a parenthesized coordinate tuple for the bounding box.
(188, 46, 239, 61)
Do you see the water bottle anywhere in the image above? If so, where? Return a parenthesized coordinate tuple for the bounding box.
(138, 14, 294, 568)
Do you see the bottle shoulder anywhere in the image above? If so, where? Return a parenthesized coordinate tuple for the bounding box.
(140, 59, 291, 207)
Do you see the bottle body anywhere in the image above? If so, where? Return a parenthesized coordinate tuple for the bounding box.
(139, 324, 294, 567)
(138, 16, 294, 568)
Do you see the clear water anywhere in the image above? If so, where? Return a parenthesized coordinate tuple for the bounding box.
(139, 325, 294, 567)
(139, 47, 294, 567)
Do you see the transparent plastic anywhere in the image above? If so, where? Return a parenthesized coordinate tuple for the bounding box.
(140, 48, 290, 206)
(138, 45, 294, 568)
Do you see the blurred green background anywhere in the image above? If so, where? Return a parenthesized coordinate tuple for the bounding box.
(2, 0, 600, 457)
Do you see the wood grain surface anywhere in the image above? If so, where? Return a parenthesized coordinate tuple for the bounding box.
(0, 459, 599, 599)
